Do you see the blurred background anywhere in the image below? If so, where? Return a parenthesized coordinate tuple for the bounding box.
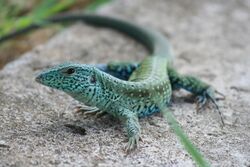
(0, 0, 110, 69)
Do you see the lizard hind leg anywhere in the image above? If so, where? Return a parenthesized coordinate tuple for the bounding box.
(196, 87, 225, 125)
(95, 62, 138, 81)
(168, 67, 225, 125)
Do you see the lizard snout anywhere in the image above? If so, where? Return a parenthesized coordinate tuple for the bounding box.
(35, 74, 42, 83)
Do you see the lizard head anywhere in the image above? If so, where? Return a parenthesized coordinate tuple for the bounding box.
(35, 62, 103, 104)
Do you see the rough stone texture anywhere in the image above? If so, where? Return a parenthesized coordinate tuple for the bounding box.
(1, 0, 250, 166)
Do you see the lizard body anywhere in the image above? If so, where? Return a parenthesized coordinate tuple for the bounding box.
(1, 13, 222, 152)
(35, 14, 173, 151)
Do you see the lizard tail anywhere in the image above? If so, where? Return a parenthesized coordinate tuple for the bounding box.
(0, 13, 173, 61)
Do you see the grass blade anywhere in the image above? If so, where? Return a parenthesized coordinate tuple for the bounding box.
(0, 0, 75, 36)
(161, 108, 210, 167)
(85, 0, 112, 12)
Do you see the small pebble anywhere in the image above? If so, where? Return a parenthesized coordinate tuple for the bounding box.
(0, 140, 10, 148)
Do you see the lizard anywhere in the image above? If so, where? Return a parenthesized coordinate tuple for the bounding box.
(0, 13, 224, 152)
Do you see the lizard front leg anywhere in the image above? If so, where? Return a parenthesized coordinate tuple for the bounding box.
(121, 111, 141, 153)
(76, 105, 107, 118)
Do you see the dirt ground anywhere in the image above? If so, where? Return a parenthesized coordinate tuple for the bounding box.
(0, 0, 250, 166)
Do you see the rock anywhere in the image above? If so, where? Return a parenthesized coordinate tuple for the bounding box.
(0, 0, 250, 166)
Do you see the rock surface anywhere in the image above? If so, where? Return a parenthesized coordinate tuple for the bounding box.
(1, 0, 250, 166)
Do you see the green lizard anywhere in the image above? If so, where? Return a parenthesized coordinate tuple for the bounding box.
(0, 13, 223, 152)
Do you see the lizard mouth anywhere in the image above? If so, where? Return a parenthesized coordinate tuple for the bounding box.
(35, 75, 42, 83)
(35, 73, 47, 85)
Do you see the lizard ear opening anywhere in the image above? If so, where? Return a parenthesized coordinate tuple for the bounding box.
(90, 75, 96, 83)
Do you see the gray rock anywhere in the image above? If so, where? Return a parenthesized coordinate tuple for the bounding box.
(1, 0, 250, 166)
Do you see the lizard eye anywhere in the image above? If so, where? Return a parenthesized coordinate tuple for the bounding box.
(64, 68, 75, 75)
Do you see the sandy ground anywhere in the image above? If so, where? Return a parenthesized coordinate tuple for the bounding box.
(0, 0, 250, 166)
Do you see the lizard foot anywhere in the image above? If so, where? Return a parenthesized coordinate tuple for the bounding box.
(195, 87, 225, 126)
(75, 106, 106, 117)
(125, 135, 140, 153)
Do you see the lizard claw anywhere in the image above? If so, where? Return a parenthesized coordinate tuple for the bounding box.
(195, 87, 225, 126)
(215, 90, 226, 100)
(125, 135, 140, 154)
(94, 110, 107, 118)
(75, 105, 104, 117)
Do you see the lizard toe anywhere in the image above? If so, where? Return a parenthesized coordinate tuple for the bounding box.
(195, 87, 225, 126)
(125, 135, 140, 154)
